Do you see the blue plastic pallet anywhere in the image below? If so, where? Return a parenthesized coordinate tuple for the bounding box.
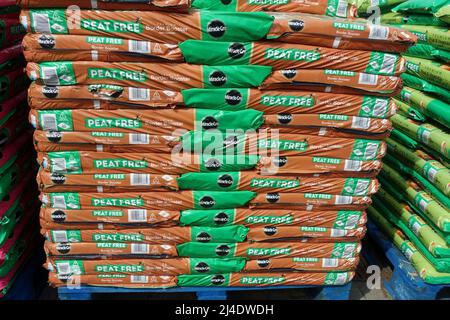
(58, 282, 352, 300)
(365, 220, 449, 300)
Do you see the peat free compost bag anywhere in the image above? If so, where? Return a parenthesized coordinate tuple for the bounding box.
(29, 108, 264, 134)
(38, 151, 260, 175)
(391, 24, 450, 51)
(18, 0, 191, 11)
(191, 0, 357, 17)
(26, 61, 272, 90)
(404, 56, 450, 91)
(404, 44, 450, 63)
(20, 9, 275, 43)
(401, 73, 450, 103)
(39, 190, 257, 210)
(368, 206, 450, 285)
(42, 225, 249, 244)
(392, 97, 426, 121)
(178, 40, 405, 76)
(177, 172, 379, 195)
(399, 86, 450, 129)
(381, 11, 448, 26)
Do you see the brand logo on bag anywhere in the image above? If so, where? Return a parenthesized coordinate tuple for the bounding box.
(214, 212, 230, 225)
(201, 116, 219, 130)
(51, 210, 67, 222)
(38, 34, 55, 49)
(42, 86, 59, 98)
(288, 19, 305, 32)
(221, 0, 233, 4)
(273, 156, 287, 167)
(227, 43, 246, 59)
(194, 262, 210, 273)
(196, 231, 212, 242)
(51, 173, 66, 185)
(46, 131, 62, 143)
(281, 69, 297, 79)
(199, 196, 216, 208)
(257, 259, 270, 268)
(207, 20, 227, 38)
(56, 242, 71, 254)
(223, 135, 239, 148)
(225, 89, 243, 105)
(263, 226, 278, 235)
(266, 193, 280, 203)
(211, 274, 226, 285)
(277, 113, 292, 124)
(217, 174, 234, 188)
(205, 158, 222, 171)
(209, 70, 227, 87)
(215, 244, 231, 256)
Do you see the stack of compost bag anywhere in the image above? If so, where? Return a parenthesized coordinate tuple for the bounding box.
(0, 0, 39, 298)
(19, 1, 416, 289)
(368, 0, 450, 285)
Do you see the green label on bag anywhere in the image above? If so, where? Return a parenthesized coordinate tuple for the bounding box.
(343, 178, 371, 195)
(258, 139, 308, 151)
(414, 192, 431, 213)
(88, 68, 147, 82)
(91, 132, 125, 138)
(366, 52, 398, 75)
(351, 140, 381, 160)
(86, 36, 124, 45)
(416, 126, 432, 145)
(91, 198, 144, 207)
(264, 48, 320, 62)
(333, 22, 365, 31)
(47, 151, 81, 173)
(92, 210, 124, 217)
(301, 226, 327, 232)
(50, 230, 81, 242)
(245, 215, 293, 224)
(304, 193, 332, 200)
(260, 94, 315, 107)
(95, 264, 144, 273)
(81, 20, 142, 33)
(324, 69, 356, 76)
(331, 243, 357, 258)
(400, 242, 416, 260)
(333, 211, 362, 229)
(293, 257, 319, 262)
(92, 233, 144, 242)
(94, 159, 148, 169)
(93, 174, 126, 180)
(30, 9, 68, 34)
(408, 216, 425, 236)
(38, 110, 74, 131)
(422, 161, 443, 182)
(312, 157, 342, 164)
(240, 276, 285, 285)
(85, 118, 142, 129)
(55, 260, 85, 274)
(250, 178, 300, 189)
(48, 193, 80, 209)
(324, 272, 348, 285)
(360, 96, 389, 118)
(248, 0, 289, 4)
(319, 114, 349, 121)
(246, 247, 291, 256)
(326, 0, 348, 17)
(39, 62, 76, 85)
(96, 243, 127, 248)
(405, 61, 420, 73)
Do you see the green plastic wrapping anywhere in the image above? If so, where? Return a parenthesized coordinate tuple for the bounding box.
(0, 198, 23, 247)
(404, 56, 450, 90)
(393, 0, 450, 14)
(191, 191, 256, 209)
(368, 205, 450, 284)
(383, 154, 450, 208)
(393, 97, 426, 121)
(391, 24, 450, 51)
(401, 73, 450, 103)
(381, 11, 447, 25)
(399, 86, 450, 129)
(0, 238, 26, 278)
(379, 163, 450, 233)
(355, 0, 406, 15)
(435, 3, 450, 22)
(404, 44, 450, 63)
(391, 113, 450, 160)
(374, 190, 450, 260)
(390, 128, 419, 149)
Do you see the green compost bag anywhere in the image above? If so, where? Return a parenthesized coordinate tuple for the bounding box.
(390, 128, 419, 149)
(191, 191, 256, 210)
(368, 206, 450, 285)
(0, 238, 27, 278)
(393, 0, 450, 14)
(404, 56, 450, 91)
(381, 11, 447, 25)
(392, 24, 450, 51)
(0, 198, 23, 247)
(374, 189, 450, 259)
(401, 73, 450, 103)
(383, 154, 450, 208)
(399, 86, 450, 129)
(393, 97, 426, 121)
(391, 113, 450, 161)
(404, 44, 450, 63)
(355, 0, 407, 15)
(379, 163, 450, 233)
(386, 138, 450, 197)
(435, 3, 450, 22)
